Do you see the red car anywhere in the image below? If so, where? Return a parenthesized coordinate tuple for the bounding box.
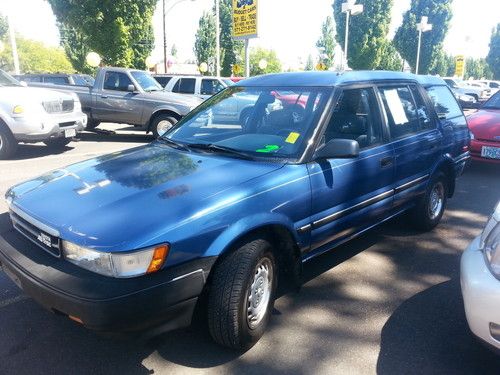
(467, 91, 500, 163)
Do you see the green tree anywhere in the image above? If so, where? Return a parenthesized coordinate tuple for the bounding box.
(316, 16, 336, 69)
(464, 57, 492, 80)
(0, 36, 73, 73)
(0, 13, 7, 39)
(486, 24, 500, 79)
(249, 47, 282, 76)
(305, 54, 315, 71)
(218, 0, 244, 76)
(59, 24, 93, 74)
(333, 0, 393, 69)
(194, 11, 216, 75)
(393, 0, 453, 74)
(171, 44, 178, 57)
(377, 41, 403, 71)
(48, 0, 156, 69)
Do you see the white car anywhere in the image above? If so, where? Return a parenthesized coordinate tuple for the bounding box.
(0, 70, 87, 159)
(161, 75, 233, 100)
(476, 80, 500, 96)
(461, 201, 500, 352)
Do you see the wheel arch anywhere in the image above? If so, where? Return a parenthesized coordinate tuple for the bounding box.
(147, 109, 182, 133)
(432, 155, 456, 198)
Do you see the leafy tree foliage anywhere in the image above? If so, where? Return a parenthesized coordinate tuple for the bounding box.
(0, 36, 73, 73)
(249, 48, 282, 76)
(305, 54, 315, 71)
(48, 0, 156, 69)
(393, 0, 453, 74)
(218, 0, 244, 76)
(0, 13, 7, 39)
(332, 0, 393, 69)
(194, 11, 216, 75)
(464, 57, 493, 80)
(486, 24, 500, 79)
(376, 41, 403, 71)
(59, 24, 93, 74)
(316, 16, 336, 69)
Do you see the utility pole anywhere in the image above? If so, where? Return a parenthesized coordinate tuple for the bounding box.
(8, 15, 20, 75)
(415, 16, 433, 75)
(341, 0, 363, 70)
(162, 0, 167, 73)
(215, 0, 220, 77)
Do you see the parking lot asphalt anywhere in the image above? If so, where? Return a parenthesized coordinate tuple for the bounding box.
(0, 123, 499, 374)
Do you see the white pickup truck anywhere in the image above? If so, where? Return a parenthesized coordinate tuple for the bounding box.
(0, 70, 87, 159)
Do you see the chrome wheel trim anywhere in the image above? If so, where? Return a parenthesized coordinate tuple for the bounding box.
(156, 120, 173, 136)
(0, 134, 3, 150)
(247, 257, 273, 330)
(429, 182, 444, 220)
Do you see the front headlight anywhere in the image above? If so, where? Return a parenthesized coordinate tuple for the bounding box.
(12, 105, 25, 115)
(62, 241, 169, 278)
(70, 93, 82, 112)
(481, 202, 500, 279)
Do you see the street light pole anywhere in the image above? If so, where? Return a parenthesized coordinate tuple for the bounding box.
(215, 0, 220, 77)
(415, 16, 432, 75)
(7, 15, 20, 75)
(341, 0, 363, 70)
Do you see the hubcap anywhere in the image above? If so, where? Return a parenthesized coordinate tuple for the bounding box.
(156, 120, 173, 137)
(247, 257, 273, 330)
(429, 182, 444, 220)
(0, 134, 3, 150)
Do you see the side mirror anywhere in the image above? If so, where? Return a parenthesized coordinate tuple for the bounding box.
(315, 138, 360, 159)
(127, 84, 137, 92)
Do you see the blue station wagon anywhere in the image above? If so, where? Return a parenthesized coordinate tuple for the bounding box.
(0, 71, 470, 349)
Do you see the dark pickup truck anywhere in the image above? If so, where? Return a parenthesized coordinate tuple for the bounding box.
(26, 67, 202, 137)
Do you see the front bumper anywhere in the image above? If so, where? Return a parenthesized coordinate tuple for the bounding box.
(469, 139, 500, 164)
(0, 224, 215, 333)
(460, 236, 500, 351)
(10, 111, 87, 143)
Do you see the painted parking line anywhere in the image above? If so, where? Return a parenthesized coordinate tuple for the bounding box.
(0, 294, 29, 308)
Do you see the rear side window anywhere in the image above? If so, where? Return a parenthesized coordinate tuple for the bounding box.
(43, 76, 68, 85)
(155, 76, 172, 87)
(173, 78, 196, 94)
(201, 79, 225, 95)
(409, 85, 434, 130)
(379, 85, 420, 139)
(103, 72, 133, 91)
(425, 85, 462, 120)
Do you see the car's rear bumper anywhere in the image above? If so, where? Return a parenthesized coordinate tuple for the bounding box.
(460, 236, 500, 351)
(0, 225, 215, 333)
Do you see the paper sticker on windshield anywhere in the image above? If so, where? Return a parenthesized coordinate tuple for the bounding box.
(256, 145, 280, 153)
(285, 132, 300, 144)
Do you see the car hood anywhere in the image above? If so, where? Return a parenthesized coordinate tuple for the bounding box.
(467, 109, 500, 140)
(145, 90, 203, 109)
(7, 143, 284, 250)
(0, 86, 73, 104)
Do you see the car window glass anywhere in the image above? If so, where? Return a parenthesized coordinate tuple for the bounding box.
(155, 76, 172, 87)
(178, 78, 196, 94)
(409, 85, 433, 130)
(72, 75, 89, 86)
(103, 72, 133, 91)
(425, 85, 463, 120)
(201, 79, 225, 95)
(172, 79, 181, 93)
(44, 76, 68, 85)
(379, 85, 420, 139)
(490, 82, 499, 88)
(324, 87, 383, 149)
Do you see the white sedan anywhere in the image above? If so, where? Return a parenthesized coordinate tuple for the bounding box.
(461, 201, 500, 351)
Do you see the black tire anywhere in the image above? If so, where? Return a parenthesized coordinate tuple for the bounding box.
(86, 120, 100, 130)
(0, 123, 18, 159)
(208, 238, 277, 350)
(43, 138, 72, 148)
(410, 172, 448, 231)
(151, 115, 177, 138)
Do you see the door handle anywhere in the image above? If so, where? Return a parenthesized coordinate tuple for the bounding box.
(101, 95, 108, 99)
(380, 156, 393, 167)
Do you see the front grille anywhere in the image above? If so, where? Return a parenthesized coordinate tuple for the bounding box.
(9, 210, 61, 257)
(43, 99, 74, 114)
(59, 121, 76, 128)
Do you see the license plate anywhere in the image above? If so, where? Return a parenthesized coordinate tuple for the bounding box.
(64, 128, 76, 138)
(1, 264, 22, 289)
(481, 146, 500, 159)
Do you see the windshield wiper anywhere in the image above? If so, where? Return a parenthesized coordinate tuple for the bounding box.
(157, 137, 190, 151)
(186, 143, 254, 160)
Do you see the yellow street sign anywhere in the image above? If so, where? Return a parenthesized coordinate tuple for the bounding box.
(232, 0, 258, 40)
(455, 55, 465, 77)
(316, 62, 327, 71)
(232, 64, 242, 75)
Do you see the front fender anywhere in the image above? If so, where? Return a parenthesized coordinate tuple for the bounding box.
(203, 212, 299, 257)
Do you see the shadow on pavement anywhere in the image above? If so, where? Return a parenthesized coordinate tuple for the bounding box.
(9, 144, 75, 161)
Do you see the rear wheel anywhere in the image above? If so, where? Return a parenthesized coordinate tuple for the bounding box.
(410, 172, 447, 231)
(0, 124, 18, 159)
(207, 238, 277, 350)
(86, 120, 100, 130)
(151, 115, 177, 138)
(43, 138, 72, 148)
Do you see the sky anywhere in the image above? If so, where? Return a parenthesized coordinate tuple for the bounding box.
(1, 0, 498, 68)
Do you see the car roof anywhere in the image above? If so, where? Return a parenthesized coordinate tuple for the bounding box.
(236, 71, 447, 87)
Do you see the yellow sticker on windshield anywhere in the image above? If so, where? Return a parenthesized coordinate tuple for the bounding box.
(285, 132, 300, 144)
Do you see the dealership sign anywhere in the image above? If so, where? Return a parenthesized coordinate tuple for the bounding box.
(232, 0, 258, 40)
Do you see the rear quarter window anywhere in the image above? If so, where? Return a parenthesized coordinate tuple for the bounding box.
(425, 85, 463, 121)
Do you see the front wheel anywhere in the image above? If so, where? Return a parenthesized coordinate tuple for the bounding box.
(410, 172, 447, 231)
(151, 115, 177, 138)
(0, 124, 18, 159)
(208, 238, 277, 350)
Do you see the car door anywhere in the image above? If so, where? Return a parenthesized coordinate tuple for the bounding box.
(172, 78, 196, 97)
(199, 78, 226, 100)
(93, 71, 144, 125)
(377, 83, 441, 209)
(306, 86, 395, 257)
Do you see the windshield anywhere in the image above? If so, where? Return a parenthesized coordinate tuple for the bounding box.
(130, 71, 163, 92)
(164, 86, 331, 160)
(0, 70, 21, 87)
(482, 92, 500, 109)
(222, 79, 235, 86)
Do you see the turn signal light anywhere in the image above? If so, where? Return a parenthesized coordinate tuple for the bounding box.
(147, 245, 169, 274)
